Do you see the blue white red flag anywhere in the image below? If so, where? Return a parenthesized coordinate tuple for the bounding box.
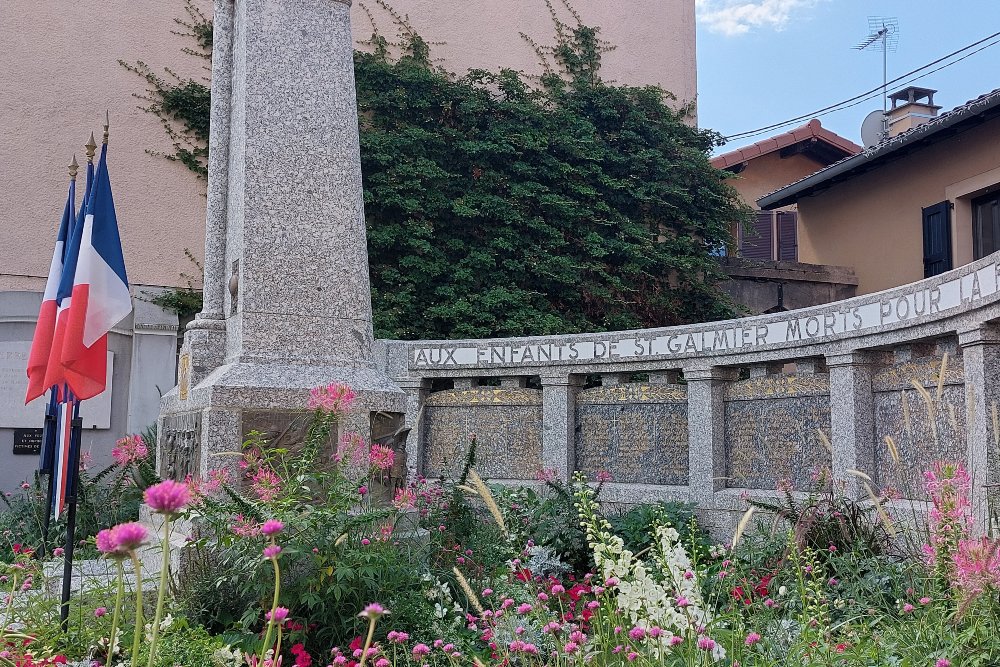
(60, 142, 130, 400)
(25, 177, 76, 403)
(42, 159, 93, 396)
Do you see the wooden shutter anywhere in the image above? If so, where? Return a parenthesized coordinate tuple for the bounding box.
(776, 211, 798, 261)
(972, 192, 1000, 260)
(740, 212, 774, 260)
(922, 201, 952, 277)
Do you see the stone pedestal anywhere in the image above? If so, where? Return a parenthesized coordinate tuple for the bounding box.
(158, 0, 405, 478)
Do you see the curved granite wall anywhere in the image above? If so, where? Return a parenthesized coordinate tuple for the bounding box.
(382, 250, 1000, 531)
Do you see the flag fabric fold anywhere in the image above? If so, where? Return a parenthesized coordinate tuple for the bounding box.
(25, 179, 75, 403)
(42, 161, 92, 396)
(60, 143, 130, 400)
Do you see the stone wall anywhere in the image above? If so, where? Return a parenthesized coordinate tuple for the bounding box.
(381, 251, 1000, 531)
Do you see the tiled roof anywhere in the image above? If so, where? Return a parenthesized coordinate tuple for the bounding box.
(758, 87, 1000, 209)
(710, 119, 862, 170)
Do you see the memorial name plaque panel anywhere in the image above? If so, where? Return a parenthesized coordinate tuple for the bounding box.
(725, 374, 832, 490)
(0, 342, 113, 429)
(873, 355, 966, 493)
(575, 384, 688, 485)
(12, 428, 43, 456)
(423, 388, 542, 480)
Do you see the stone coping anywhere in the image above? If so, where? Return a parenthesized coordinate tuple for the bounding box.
(387, 250, 1000, 374)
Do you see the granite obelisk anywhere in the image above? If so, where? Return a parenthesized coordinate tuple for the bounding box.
(158, 0, 405, 479)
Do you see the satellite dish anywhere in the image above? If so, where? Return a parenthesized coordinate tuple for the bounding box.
(861, 110, 885, 148)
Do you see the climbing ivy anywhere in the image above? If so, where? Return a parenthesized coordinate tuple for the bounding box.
(129, 1, 749, 339)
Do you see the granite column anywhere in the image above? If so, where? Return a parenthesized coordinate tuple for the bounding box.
(540, 373, 583, 482)
(825, 352, 876, 498)
(959, 324, 1000, 533)
(685, 366, 735, 505)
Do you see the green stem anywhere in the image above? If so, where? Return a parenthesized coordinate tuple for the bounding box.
(357, 617, 377, 667)
(146, 515, 172, 667)
(258, 552, 282, 660)
(129, 551, 144, 667)
(108, 560, 125, 665)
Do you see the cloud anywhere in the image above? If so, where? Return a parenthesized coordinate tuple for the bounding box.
(696, 0, 822, 36)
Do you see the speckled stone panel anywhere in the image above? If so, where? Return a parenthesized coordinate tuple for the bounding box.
(724, 374, 832, 489)
(872, 354, 967, 495)
(423, 388, 542, 480)
(575, 384, 688, 485)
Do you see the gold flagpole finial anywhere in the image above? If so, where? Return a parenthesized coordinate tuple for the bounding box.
(102, 110, 110, 145)
(69, 155, 79, 180)
(85, 132, 97, 162)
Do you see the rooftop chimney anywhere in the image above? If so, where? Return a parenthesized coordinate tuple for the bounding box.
(886, 86, 941, 137)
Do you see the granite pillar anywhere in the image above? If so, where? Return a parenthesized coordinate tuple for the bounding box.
(685, 366, 735, 504)
(397, 378, 431, 480)
(540, 373, 583, 482)
(959, 324, 1000, 532)
(159, 0, 405, 478)
(178, 0, 233, 388)
(826, 352, 875, 498)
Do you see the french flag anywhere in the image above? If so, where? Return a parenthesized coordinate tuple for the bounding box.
(25, 176, 76, 403)
(42, 159, 92, 396)
(60, 142, 131, 400)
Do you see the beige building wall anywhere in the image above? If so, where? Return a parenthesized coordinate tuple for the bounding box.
(1, 0, 695, 294)
(796, 116, 1000, 295)
(1, 0, 213, 293)
(727, 151, 822, 211)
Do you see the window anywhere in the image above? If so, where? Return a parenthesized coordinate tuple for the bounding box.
(972, 191, 1000, 260)
(739, 210, 797, 262)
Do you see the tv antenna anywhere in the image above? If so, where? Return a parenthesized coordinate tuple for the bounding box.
(855, 17, 899, 142)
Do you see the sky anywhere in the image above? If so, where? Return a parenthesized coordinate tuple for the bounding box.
(696, 0, 1000, 153)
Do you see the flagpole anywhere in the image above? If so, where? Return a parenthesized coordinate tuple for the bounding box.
(59, 395, 82, 630)
(38, 155, 80, 560)
(37, 390, 58, 559)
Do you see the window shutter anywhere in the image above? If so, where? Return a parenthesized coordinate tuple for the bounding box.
(740, 212, 774, 260)
(922, 201, 952, 277)
(776, 211, 798, 261)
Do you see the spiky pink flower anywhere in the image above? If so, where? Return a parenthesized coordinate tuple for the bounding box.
(144, 480, 192, 516)
(393, 487, 416, 510)
(595, 470, 613, 483)
(745, 632, 761, 646)
(953, 537, 1000, 600)
(412, 644, 430, 657)
(307, 383, 357, 414)
(370, 444, 395, 471)
(231, 514, 262, 537)
(936, 660, 951, 667)
(697, 637, 716, 651)
(535, 468, 557, 482)
(111, 522, 149, 551)
(263, 544, 282, 559)
(112, 434, 149, 466)
(251, 468, 282, 503)
(261, 520, 284, 537)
